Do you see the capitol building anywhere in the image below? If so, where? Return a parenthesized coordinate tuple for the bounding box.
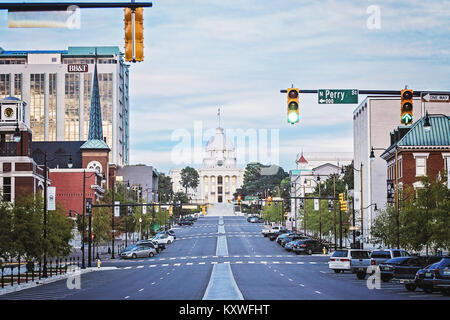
(170, 126, 244, 204)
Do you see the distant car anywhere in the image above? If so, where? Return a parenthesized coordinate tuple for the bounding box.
(152, 233, 175, 245)
(276, 233, 295, 245)
(280, 234, 308, 247)
(370, 249, 410, 265)
(285, 239, 307, 252)
(248, 216, 259, 223)
(421, 257, 450, 295)
(179, 219, 193, 226)
(269, 228, 289, 241)
(292, 239, 327, 255)
(120, 245, 157, 259)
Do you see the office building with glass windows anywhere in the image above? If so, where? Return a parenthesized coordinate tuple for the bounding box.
(0, 46, 130, 165)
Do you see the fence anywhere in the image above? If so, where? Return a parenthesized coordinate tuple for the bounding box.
(1, 257, 81, 289)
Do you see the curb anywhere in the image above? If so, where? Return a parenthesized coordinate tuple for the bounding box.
(0, 266, 119, 296)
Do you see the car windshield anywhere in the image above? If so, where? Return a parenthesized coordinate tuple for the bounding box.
(350, 251, 370, 259)
(371, 251, 391, 258)
(124, 245, 136, 251)
(332, 250, 348, 257)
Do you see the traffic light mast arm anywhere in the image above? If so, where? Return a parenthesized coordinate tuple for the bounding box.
(280, 89, 450, 96)
(0, 2, 153, 11)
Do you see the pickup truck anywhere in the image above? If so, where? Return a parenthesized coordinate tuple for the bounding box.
(370, 249, 410, 265)
(349, 250, 373, 280)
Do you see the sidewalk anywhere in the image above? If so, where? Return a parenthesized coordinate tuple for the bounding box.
(0, 265, 119, 296)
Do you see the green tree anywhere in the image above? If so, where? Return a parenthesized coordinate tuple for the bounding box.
(241, 163, 289, 196)
(180, 166, 199, 195)
(46, 203, 74, 258)
(370, 205, 398, 249)
(0, 202, 13, 266)
(158, 173, 172, 203)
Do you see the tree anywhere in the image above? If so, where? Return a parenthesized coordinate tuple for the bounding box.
(241, 163, 289, 196)
(180, 166, 199, 195)
(158, 173, 172, 202)
(46, 203, 74, 259)
(370, 205, 398, 249)
(0, 202, 13, 266)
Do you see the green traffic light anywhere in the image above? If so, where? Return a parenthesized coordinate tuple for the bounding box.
(288, 111, 299, 123)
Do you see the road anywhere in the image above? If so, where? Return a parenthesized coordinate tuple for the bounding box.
(1, 204, 448, 300)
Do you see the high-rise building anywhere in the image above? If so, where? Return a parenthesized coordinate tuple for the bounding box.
(0, 46, 130, 165)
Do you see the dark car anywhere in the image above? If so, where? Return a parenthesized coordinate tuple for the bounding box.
(385, 256, 443, 290)
(292, 239, 326, 255)
(280, 234, 308, 247)
(286, 239, 308, 252)
(268, 228, 289, 241)
(179, 219, 193, 226)
(276, 232, 295, 245)
(415, 262, 441, 293)
(421, 257, 450, 295)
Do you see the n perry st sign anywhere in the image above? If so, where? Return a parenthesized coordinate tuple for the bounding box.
(318, 89, 359, 104)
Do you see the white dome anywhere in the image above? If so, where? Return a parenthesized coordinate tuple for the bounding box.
(203, 127, 236, 168)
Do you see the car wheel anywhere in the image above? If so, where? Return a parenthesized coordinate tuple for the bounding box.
(149, 252, 154, 258)
(334, 269, 341, 274)
(132, 253, 137, 259)
(405, 284, 416, 292)
(381, 275, 391, 282)
(356, 271, 366, 280)
(167, 240, 172, 244)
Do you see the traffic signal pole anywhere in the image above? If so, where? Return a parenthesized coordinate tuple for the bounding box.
(280, 89, 450, 96)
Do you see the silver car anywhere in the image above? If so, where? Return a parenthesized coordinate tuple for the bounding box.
(120, 245, 157, 259)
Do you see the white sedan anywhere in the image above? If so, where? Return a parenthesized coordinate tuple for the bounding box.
(152, 233, 175, 245)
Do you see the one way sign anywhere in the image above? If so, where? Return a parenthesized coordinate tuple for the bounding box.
(422, 93, 450, 103)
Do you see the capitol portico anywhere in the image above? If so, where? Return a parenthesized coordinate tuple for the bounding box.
(170, 126, 244, 204)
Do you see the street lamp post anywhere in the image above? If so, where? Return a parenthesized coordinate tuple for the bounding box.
(342, 164, 363, 249)
(35, 151, 72, 277)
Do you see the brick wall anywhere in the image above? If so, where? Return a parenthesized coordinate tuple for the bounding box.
(399, 150, 446, 186)
(49, 171, 97, 215)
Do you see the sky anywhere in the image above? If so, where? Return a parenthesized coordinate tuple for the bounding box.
(1, 0, 449, 174)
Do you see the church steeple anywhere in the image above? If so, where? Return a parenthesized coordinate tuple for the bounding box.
(81, 48, 110, 152)
(88, 49, 103, 140)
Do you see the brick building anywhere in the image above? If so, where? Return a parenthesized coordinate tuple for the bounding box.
(0, 96, 48, 202)
(380, 114, 450, 201)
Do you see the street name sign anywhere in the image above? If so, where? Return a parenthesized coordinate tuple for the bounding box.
(245, 196, 259, 201)
(318, 89, 359, 104)
(422, 93, 450, 103)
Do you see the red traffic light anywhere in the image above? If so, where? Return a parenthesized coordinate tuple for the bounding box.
(288, 89, 299, 99)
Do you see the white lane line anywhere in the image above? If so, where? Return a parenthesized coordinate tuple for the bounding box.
(139, 289, 144, 292)
(124, 296, 130, 299)
(174, 263, 181, 266)
(149, 265, 156, 268)
(288, 279, 293, 282)
(315, 291, 321, 294)
(136, 266, 144, 269)
(151, 282, 156, 285)
(161, 264, 169, 267)
(299, 284, 305, 287)
(199, 262, 205, 265)
(124, 267, 132, 269)
(186, 263, 193, 266)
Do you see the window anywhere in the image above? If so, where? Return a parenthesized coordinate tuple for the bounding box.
(416, 157, 426, 176)
(2, 177, 11, 202)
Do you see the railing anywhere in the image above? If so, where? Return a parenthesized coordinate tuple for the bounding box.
(0, 142, 17, 156)
(0, 257, 81, 289)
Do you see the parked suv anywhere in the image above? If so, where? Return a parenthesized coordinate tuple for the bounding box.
(349, 250, 373, 279)
(370, 249, 410, 265)
(292, 239, 326, 255)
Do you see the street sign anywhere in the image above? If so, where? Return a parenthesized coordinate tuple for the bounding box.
(318, 89, 358, 104)
(245, 196, 259, 201)
(314, 199, 319, 211)
(422, 93, 450, 103)
(114, 201, 120, 217)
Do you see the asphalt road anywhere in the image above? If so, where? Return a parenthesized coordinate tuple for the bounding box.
(1, 212, 449, 300)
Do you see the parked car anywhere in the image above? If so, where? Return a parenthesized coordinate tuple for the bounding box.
(381, 256, 443, 290)
(349, 250, 373, 279)
(292, 239, 327, 255)
(262, 225, 285, 237)
(248, 216, 259, 223)
(136, 240, 163, 253)
(120, 245, 157, 259)
(280, 234, 308, 247)
(421, 257, 450, 295)
(370, 249, 410, 265)
(179, 219, 193, 226)
(152, 233, 175, 245)
(329, 249, 352, 273)
(276, 232, 295, 245)
(285, 239, 307, 252)
(269, 228, 289, 241)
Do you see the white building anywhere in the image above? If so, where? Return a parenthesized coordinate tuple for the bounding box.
(0, 46, 130, 165)
(170, 127, 244, 204)
(353, 96, 450, 246)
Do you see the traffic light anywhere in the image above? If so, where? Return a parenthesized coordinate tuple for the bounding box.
(91, 234, 95, 240)
(124, 7, 144, 62)
(339, 193, 344, 203)
(298, 199, 304, 210)
(341, 201, 347, 211)
(266, 196, 272, 206)
(134, 7, 144, 62)
(236, 195, 242, 205)
(124, 8, 133, 62)
(401, 88, 413, 124)
(287, 88, 299, 124)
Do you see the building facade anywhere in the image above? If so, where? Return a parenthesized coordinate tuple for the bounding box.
(353, 96, 450, 245)
(0, 46, 130, 165)
(116, 165, 159, 203)
(170, 127, 244, 204)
